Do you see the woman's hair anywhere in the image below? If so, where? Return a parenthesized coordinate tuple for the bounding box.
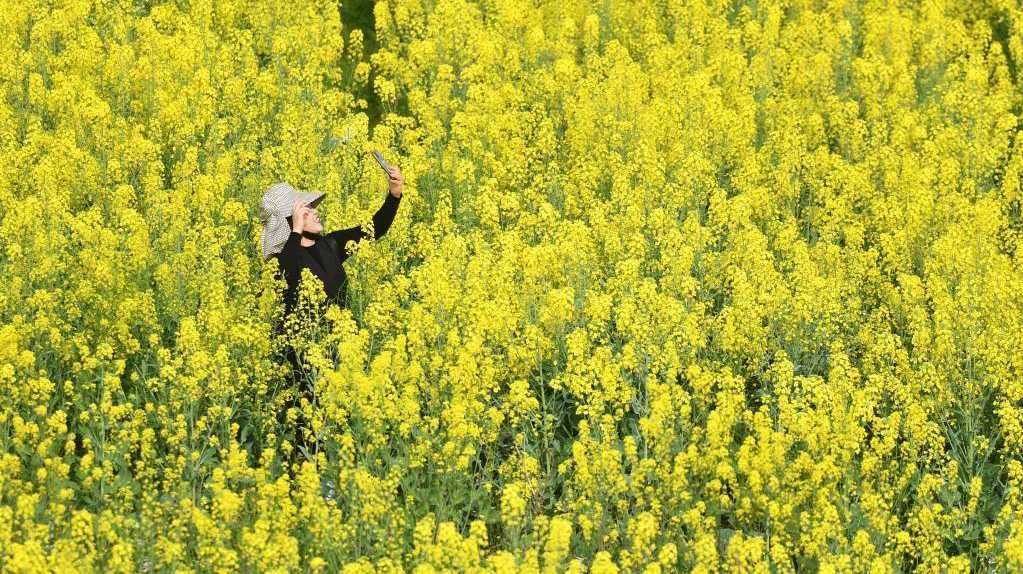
(285, 214, 293, 229)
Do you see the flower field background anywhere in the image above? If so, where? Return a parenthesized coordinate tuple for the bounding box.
(2, 0, 1023, 571)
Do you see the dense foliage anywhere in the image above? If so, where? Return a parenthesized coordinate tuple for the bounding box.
(2, 0, 1022, 572)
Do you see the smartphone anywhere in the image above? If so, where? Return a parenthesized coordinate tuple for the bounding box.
(372, 150, 394, 174)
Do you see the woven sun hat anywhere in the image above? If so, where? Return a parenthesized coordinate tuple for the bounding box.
(260, 181, 326, 260)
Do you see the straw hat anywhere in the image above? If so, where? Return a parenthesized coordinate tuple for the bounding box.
(260, 181, 325, 260)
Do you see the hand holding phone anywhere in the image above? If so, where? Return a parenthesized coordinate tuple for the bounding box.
(374, 150, 403, 197)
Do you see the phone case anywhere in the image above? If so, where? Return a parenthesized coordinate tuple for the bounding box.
(372, 150, 393, 173)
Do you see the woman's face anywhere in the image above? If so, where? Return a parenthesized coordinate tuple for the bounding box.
(304, 205, 324, 234)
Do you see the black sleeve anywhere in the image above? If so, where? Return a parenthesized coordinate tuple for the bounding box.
(325, 193, 401, 262)
(278, 231, 304, 277)
(276, 231, 305, 313)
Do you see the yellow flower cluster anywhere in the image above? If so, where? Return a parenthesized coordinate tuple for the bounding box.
(2, 0, 1022, 571)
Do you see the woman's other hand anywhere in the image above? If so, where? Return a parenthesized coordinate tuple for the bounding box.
(291, 199, 309, 233)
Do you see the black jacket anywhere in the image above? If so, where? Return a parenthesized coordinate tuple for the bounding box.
(274, 192, 401, 315)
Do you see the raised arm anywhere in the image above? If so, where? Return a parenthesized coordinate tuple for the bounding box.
(325, 192, 402, 262)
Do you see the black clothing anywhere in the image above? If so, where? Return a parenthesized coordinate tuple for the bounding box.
(307, 239, 327, 271)
(270, 192, 401, 467)
(273, 191, 402, 315)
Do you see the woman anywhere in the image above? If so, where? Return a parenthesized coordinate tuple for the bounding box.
(260, 164, 403, 468)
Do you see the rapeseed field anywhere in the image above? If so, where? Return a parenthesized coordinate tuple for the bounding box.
(2, 0, 1023, 571)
